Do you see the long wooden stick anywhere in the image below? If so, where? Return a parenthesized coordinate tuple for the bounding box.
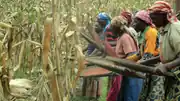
(86, 57, 145, 79)
(105, 56, 174, 77)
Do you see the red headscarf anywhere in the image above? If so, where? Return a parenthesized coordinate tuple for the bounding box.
(135, 10, 154, 26)
(120, 11, 132, 26)
(148, 1, 178, 23)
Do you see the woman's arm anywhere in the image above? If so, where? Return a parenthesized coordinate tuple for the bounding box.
(163, 54, 180, 70)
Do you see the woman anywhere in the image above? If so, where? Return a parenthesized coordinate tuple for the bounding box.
(87, 12, 111, 56)
(83, 12, 111, 99)
(132, 10, 164, 101)
(106, 16, 142, 101)
(149, 1, 180, 101)
(120, 10, 139, 40)
(114, 11, 143, 101)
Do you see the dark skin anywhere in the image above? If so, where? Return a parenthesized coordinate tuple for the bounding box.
(110, 24, 126, 37)
(149, 11, 168, 28)
(88, 19, 108, 56)
(97, 19, 107, 28)
(132, 18, 148, 33)
(132, 18, 150, 58)
(150, 11, 180, 74)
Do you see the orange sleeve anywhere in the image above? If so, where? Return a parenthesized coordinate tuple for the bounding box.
(144, 28, 158, 55)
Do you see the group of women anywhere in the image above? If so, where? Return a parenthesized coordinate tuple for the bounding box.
(84, 1, 180, 101)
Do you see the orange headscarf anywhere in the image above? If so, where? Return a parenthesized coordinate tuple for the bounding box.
(148, 1, 178, 23)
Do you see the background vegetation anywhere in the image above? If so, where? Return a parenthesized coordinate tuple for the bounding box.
(0, 0, 174, 101)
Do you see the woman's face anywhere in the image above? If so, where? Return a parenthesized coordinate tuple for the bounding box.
(150, 12, 168, 28)
(132, 18, 147, 32)
(111, 25, 124, 36)
(97, 19, 107, 28)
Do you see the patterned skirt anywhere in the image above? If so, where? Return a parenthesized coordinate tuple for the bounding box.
(139, 74, 165, 101)
(165, 68, 180, 101)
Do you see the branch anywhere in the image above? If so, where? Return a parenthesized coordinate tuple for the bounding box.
(86, 57, 145, 79)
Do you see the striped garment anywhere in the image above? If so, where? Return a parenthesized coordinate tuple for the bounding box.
(104, 25, 118, 48)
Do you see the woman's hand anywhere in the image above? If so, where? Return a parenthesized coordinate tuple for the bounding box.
(154, 64, 167, 74)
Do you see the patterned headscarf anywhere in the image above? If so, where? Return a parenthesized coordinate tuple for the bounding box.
(148, 1, 178, 23)
(135, 10, 153, 26)
(97, 12, 111, 32)
(120, 11, 132, 25)
(111, 16, 128, 30)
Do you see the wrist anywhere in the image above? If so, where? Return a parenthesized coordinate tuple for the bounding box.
(164, 64, 170, 70)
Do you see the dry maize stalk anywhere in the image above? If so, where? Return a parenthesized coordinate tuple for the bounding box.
(14, 41, 25, 72)
(43, 17, 60, 101)
(73, 45, 85, 87)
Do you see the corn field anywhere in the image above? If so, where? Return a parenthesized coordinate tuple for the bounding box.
(0, 0, 174, 101)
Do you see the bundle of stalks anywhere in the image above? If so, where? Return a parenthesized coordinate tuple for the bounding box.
(81, 28, 173, 77)
(9, 78, 33, 97)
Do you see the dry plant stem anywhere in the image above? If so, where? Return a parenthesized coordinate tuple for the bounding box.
(80, 33, 104, 51)
(7, 28, 13, 58)
(73, 45, 85, 87)
(1, 53, 10, 98)
(52, 0, 63, 100)
(12, 40, 25, 48)
(2, 28, 10, 44)
(43, 17, 60, 101)
(27, 39, 42, 47)
(14, 41, 25, 72)
(52, 0, 61, 74)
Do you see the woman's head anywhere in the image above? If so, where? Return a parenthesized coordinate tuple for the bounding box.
(97, 12, 111, 28)
(110, 16, 128, 35)
(120, 10, 133, 26)
(132, 10, 152, 32)
(149, 11, 168, 28)
(148, 1, 177, 28)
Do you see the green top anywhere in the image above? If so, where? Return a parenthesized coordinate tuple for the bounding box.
(160, 20, 180, 62)
(138, 26, 150, 44)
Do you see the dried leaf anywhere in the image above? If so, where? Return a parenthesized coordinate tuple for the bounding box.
(0, 32, 4, 40)
(73, 45, 85, 87)
(10, 12, 18, 18)
(0, 22, 12, 28)
(65, 31, 75, 37)
(0, 41, 2, 52)
(71, 16, 77, 24)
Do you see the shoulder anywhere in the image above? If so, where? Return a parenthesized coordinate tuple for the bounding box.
(170, 21, 180, 32)
(120, 33, 132, 41)
(146, 27, 158, 37)
(168, 21, 180, 40)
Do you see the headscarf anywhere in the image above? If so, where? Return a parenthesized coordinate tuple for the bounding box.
(135, 10, 153, 26)
(111, 16, 128, 30)
(111, 16, 139, 51)
(120, 11, 133, 25)
(148, 1, 178, 23)
(97, 12, 111, 32)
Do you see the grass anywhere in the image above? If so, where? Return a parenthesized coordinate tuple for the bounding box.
(99, 77, 108, 101)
